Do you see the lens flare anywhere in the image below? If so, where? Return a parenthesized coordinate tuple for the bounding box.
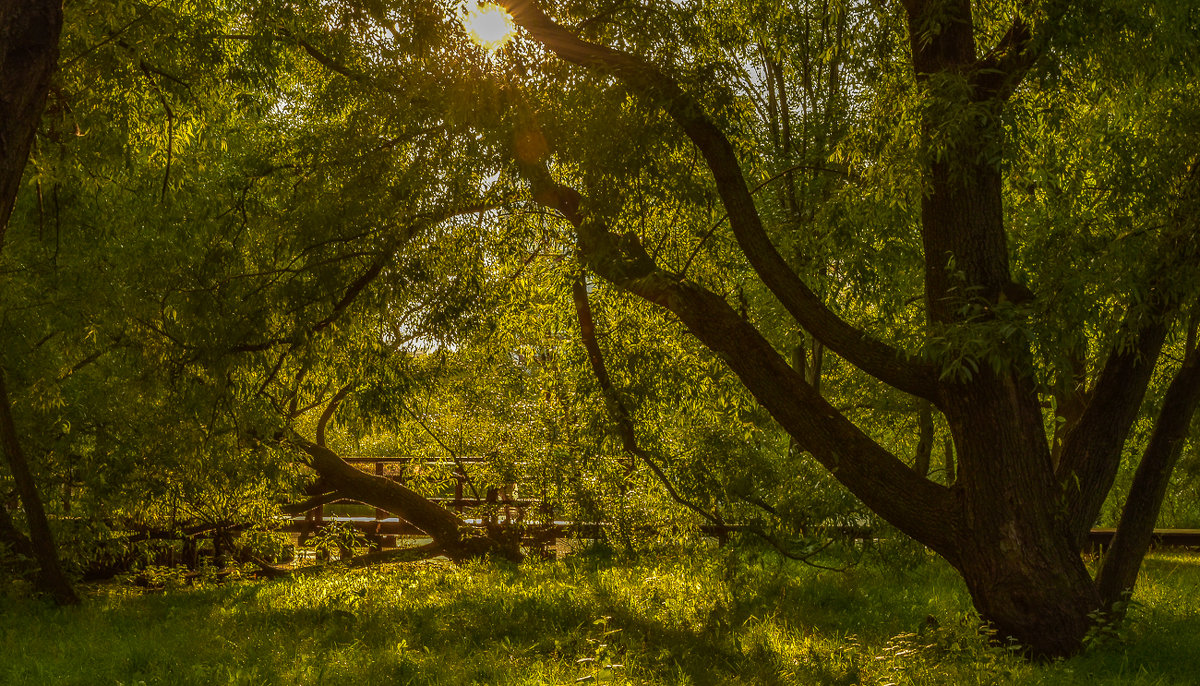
(464, 4, 516, 51)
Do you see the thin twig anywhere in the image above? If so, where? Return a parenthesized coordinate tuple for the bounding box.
(680, 162, 849, 277)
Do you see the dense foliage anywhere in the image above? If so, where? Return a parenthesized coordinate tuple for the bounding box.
(1, 0, 1198, 658)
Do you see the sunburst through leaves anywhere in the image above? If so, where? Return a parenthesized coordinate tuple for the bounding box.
(463, 3, 516, 51)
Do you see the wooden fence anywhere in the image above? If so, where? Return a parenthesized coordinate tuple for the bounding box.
(281, 456, 1200, 552)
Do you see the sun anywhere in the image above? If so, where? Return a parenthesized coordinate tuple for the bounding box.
(463, 3, 516, 51)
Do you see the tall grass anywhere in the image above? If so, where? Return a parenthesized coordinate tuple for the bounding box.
(2, 547, 1197, 685)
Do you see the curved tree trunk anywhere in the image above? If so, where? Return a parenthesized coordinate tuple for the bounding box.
(499, 0, 1197, 658)
(293, 439, 522, 562)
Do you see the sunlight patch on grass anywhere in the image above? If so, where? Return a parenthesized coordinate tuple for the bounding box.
(2, 551, 1199, 685)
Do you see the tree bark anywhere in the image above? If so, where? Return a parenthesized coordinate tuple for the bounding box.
(0, 0, 72, 604)
(0, 0, 62, 246)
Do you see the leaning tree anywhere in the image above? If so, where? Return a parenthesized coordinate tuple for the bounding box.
(436, 0, 1200, 657)
(0, 0, 78, 604)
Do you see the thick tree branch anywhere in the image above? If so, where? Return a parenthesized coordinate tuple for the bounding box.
(1096, 324, 1200, 607)
(970, 1, 1073, 102)
(969, 17, 1036, 102)
(1058, 163, 1200, 542)
(503, 0, 938, 401)
(1056, 320, 1168, 542)
(523, 165, 960, 559)
(290, 436, 469, 550)
(289, 390, 518, 561)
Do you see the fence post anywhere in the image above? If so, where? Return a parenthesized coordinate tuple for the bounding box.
(454, 465, 465, 513)
(374, 461, 387, 520)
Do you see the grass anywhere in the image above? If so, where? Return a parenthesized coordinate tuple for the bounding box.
(2, 546, 1198, 685)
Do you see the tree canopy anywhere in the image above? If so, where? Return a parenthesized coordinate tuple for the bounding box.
(1, 0, 1199, 658)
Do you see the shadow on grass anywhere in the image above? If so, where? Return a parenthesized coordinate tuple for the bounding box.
(4, 551, 1199, 685)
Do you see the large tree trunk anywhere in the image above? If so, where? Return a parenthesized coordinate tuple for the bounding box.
(503, 0, 1190, 658)
(952, 527, 1099, 657)
(1, 0, 62, 243)
(944, 376, 1100, 655)
(902, 0, 1101, 656)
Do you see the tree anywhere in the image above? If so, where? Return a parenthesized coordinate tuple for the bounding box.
(6, 0, 1198, 658)
(2, 0, 539, 565)
(464, 0, 1200, 656)
(0, 0, 78, 604)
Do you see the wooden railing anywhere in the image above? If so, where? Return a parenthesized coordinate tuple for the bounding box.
(291, 456, 536, 544)
(287, 457, 1200, 552)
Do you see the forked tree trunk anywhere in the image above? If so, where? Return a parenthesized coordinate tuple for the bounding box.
(503, 0, 1196, 659)
(934, 371, 1100, 656)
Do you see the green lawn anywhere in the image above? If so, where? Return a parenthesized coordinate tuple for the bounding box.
(2, 548, 1198, 685)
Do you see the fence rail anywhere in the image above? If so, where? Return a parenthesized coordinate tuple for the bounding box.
(290, 458, 1200, 552)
